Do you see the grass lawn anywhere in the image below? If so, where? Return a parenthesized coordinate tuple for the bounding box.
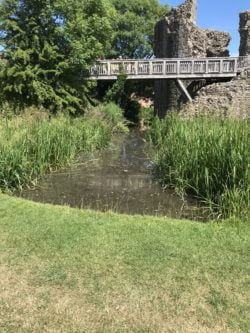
(0, 193, 249, 332)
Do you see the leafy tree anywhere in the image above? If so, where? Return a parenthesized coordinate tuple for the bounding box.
(108, 0, 169, 59)
(104, 71, 127, 105)
(97, 0, 169, 123)
(0, 0, 113, 113)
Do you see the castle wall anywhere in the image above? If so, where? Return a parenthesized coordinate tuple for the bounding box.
(154, 0, 231, 117)
(239, 11, 250, 56)
(180, 71, 250, 118)
(178, 10, 250, 119)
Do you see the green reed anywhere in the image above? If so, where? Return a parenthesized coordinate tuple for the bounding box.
(149, 115, 250, 219)
(0, 114, 112, 190)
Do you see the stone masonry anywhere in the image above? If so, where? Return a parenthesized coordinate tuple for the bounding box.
(239, 11, 250, 56)
(180, 11, 250, 118)
(154, 0, 231, 117)
(180, 71, 250, 118)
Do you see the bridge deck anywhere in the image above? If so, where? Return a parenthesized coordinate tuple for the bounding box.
(88, 56, 249, 80)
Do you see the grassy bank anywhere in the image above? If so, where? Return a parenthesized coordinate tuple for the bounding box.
(0, 103, 125, 191)
(149, 116, 250, 219)
(0, 194, 249, 332)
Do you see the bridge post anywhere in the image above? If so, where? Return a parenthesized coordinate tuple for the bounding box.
(107, 62, 111, 76)
(177, 60, 180, 76)
(220, 59, 223, 74)
(163, 61, 166, 75)
(149, 62, 153, 75)
(135, 62, 138, 75)
(234, 59, 237, 73)
(205, 60, 208, 74)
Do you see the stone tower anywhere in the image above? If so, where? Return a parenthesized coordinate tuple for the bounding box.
(239, 11, 250, 56)
(179, 0, 197, 24)
(154, 0, 231, 117)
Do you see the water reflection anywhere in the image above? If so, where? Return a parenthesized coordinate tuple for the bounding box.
(17, 130, 197, 218)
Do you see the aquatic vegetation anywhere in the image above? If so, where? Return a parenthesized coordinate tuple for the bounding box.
(101, 102, 123, 123)
(0, 113, 113, 191)
(149, 115, 250, 219)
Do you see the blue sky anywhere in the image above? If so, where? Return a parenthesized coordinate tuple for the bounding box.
(160, 0, 250, 56)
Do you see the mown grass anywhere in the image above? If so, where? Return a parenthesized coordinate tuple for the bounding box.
(0, 103, 126, 191)
(149, 115, 250, 219)
(0, 193, 249, 332)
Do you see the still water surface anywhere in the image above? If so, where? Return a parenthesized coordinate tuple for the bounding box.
(18, 130, 197, 218)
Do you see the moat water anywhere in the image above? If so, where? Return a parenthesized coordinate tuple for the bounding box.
(18, 130, 199, 219)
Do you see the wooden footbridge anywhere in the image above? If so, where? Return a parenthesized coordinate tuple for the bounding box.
(89, 56, 249, 80)
(88, 56, 249, 102)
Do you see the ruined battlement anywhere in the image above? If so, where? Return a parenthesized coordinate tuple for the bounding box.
(154, 0, 250, 118)
(173, 0, 197, 24)
(239, 11, 250, 56)
(155, 0, 230, 59)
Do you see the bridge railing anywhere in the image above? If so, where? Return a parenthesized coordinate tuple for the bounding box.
(89, 57, 244, 78)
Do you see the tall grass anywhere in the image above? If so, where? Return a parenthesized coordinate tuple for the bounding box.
(0, 113, 113, 191)
(149, 115, 250, 219)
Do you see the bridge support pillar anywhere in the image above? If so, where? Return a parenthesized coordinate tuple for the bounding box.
(154, 80, 180, 118)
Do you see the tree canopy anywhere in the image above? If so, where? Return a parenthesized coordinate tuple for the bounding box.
(109, 0, 169, 59)
(0, 0, 113, 113)
(0, 0, 169, 113)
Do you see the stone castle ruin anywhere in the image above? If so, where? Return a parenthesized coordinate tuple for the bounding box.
(154, 0, 250, 117)
(239, 11, 250, 56)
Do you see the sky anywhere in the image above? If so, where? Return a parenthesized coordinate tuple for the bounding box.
(160, 0, 250, 56)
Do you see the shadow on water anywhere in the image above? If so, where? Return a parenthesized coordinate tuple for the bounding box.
(17, 130, 201, 219)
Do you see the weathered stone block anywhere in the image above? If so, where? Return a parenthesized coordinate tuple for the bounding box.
(180, 76, 250, 118)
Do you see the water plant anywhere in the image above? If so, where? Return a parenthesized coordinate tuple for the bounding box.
(149, 115, 250, 219)
(0, 112, 114, 191)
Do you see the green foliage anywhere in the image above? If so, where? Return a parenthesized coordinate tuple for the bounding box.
(149, 115, 250, 219)
(0, 0, 168, 112)
(109, 0, 169, 58)
(99, 0, 168, 117)
(138, 106, 154, 125)
(104, 71, 127, 105)
(0, 111, 113, 190)
(0, 0, 114, 114)
(101, 102, 124, 124)
(85, 102, 128, 133)
(100, 102, 128, 133)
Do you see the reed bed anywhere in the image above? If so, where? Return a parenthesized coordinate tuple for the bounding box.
(0, 114, 113, 191)
(149, 115, 250, 219)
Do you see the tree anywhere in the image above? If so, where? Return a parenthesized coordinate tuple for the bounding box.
(96, 0, 169, 121)
(0, 0, 114, 113)
(108, 0, 169, 59)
